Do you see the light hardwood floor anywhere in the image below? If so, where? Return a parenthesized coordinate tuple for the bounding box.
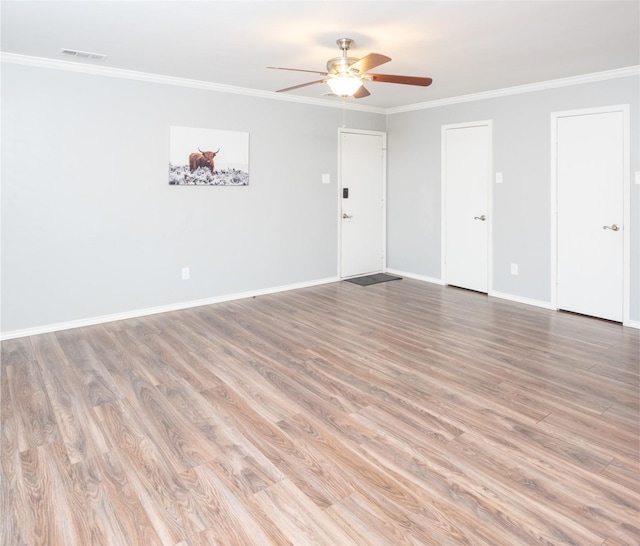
(1, 279, 639, 545)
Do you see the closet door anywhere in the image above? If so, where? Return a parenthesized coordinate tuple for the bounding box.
(442, 121, 492, 292)
(555, 106, 627, 322)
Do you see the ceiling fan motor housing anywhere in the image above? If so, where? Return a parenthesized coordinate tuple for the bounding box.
(327, 56, 359, 74)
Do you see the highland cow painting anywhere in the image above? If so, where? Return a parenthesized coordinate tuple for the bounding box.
(169, 126, 249, 186)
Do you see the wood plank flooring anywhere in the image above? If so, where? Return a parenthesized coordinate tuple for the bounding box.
(1, 279, 639, 545)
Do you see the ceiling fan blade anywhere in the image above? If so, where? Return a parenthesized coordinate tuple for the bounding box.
(276, 79, 326, 93)
(349, 53, 391, 74)
(353, 85, 371, 99)
(367, 73, 433, 86)
(268, 66, 328, 76)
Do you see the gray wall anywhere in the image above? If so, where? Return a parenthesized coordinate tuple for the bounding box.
(2, 62, 639, 335)
(386, 76, 640, 322)
(1, 63, 384, 333)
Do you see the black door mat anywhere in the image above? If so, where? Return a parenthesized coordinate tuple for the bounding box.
(344, 273, 402, 286)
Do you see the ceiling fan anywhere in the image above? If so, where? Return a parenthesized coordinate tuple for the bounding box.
(268, 38, 433, 98)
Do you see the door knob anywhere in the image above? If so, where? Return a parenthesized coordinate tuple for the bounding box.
(474, 215, 487, 221)
(603, 224, 620, 231)
(342, 213, 353, 219)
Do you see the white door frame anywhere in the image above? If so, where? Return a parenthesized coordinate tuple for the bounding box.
(550, 104, 630, 325)
(440, 120, 494, 292)
(337, 127, 387, 278)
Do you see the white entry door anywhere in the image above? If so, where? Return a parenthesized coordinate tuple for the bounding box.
(554, 106, 628, 322)
(340, 129, 386, 278)
(442, 121, 492, 292)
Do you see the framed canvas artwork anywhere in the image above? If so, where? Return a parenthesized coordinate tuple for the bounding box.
(169, 126, 249, 186)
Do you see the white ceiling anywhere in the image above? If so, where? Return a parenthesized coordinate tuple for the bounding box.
(2, 1, 639, 110)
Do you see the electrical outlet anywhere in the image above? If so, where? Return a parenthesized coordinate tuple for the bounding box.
(181, 267, 190, 280)
(510, 263, 518, 275)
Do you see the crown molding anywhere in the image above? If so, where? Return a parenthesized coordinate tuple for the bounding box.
(0, 52, 386, 114)
(386, 65, 640, 114)
(2, 52, 638, 116)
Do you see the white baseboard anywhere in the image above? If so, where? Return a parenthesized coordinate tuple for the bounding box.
(4, 275, 636, 339)
(0, 276, 339, 341)
(382, 273, 640, 327)
(491, 291, 640, 328)
(384, 268, 444, 285)
(489, 290, 556, 310)
(385, 274, 556, 310)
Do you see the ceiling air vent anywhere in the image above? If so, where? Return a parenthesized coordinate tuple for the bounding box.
(60, 49, 108, 62)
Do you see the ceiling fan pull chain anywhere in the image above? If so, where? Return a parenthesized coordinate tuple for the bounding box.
(342, 98, 347, 127)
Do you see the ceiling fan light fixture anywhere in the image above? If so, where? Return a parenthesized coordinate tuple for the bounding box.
(270, 37, 431, 99)
(327, 74, 363, 97)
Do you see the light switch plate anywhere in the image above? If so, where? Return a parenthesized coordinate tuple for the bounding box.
(322, 173, 331, 184)
(635, 171, 640, 185)
(495, 172, 503, 184)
